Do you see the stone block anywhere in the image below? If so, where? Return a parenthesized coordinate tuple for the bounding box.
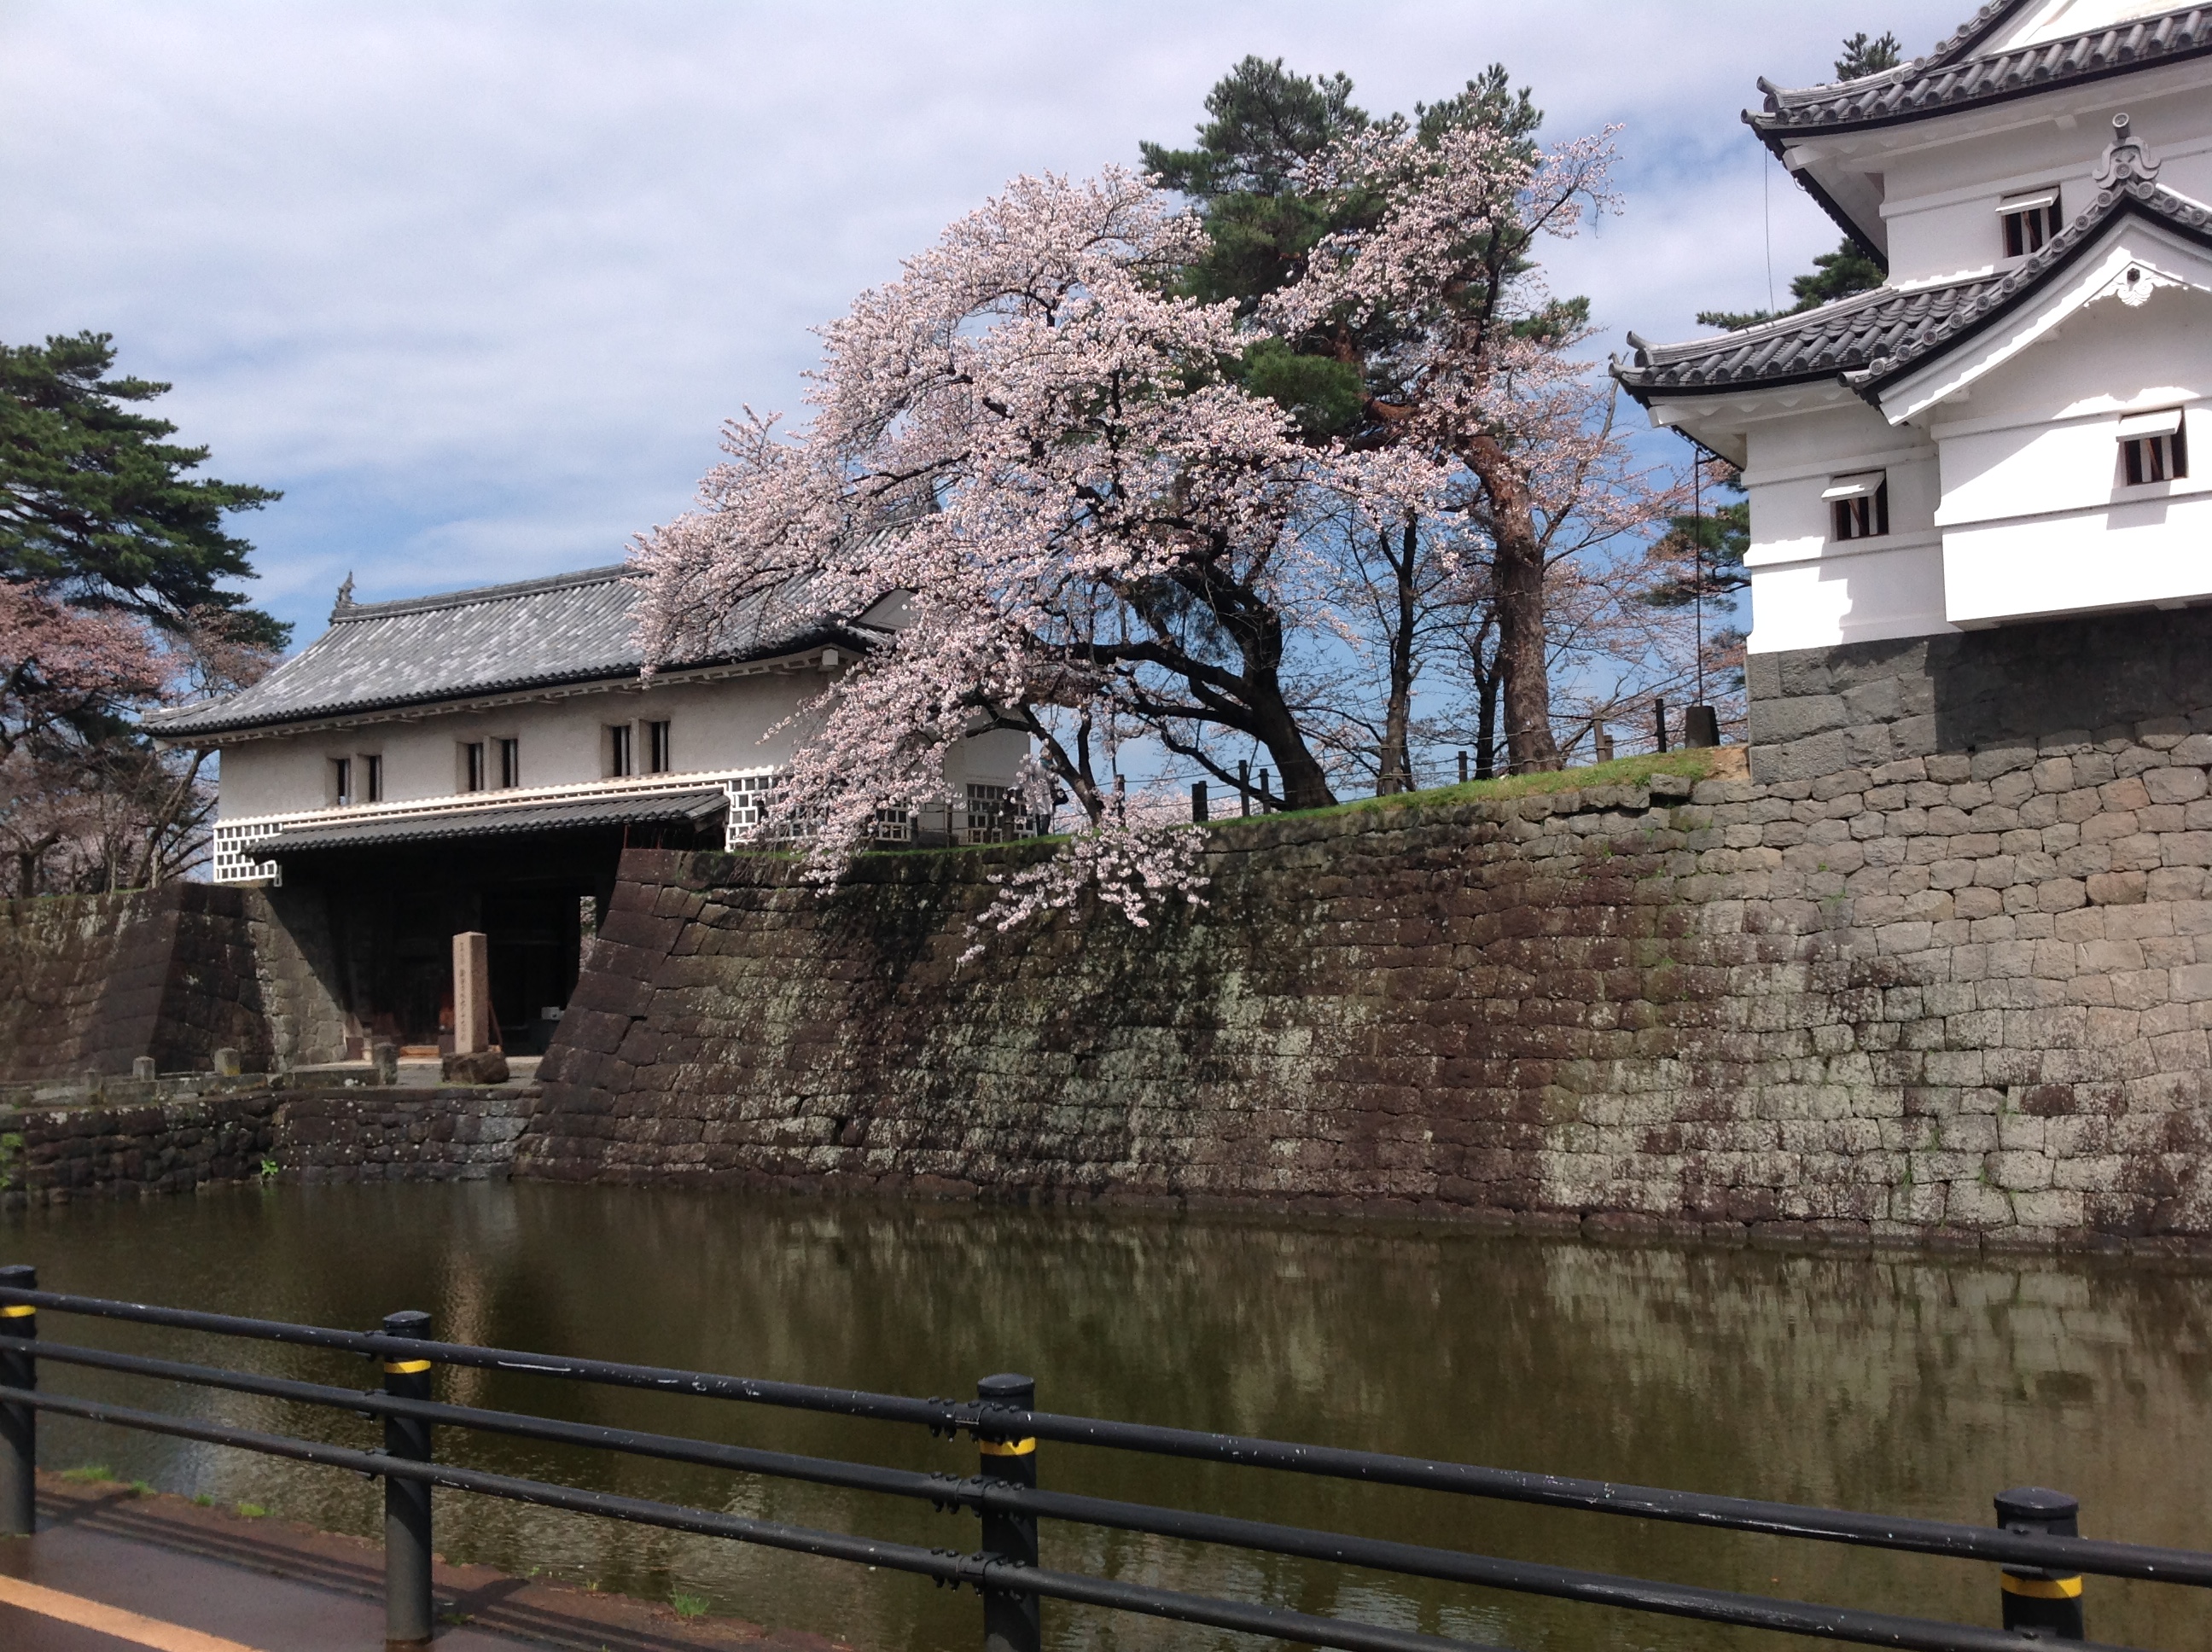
(2087, 871, 2149, 906)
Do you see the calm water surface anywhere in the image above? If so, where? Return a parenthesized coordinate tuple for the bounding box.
(4, 1184, 2207, 1651)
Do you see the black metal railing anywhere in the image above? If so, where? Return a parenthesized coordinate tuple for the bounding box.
(0, 1265, 2201, 1650)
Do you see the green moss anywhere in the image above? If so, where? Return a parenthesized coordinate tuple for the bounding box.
(59, 1464, 114, 1485)
(1265, 747, 1734, 824)
(726, 745, 1733, 869)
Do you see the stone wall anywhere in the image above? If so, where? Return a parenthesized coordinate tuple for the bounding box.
(277, 1089, 534, 1184)
(0, 1087, 534, 1209)
(1, 1091, 281, 1206)
(0, 883, 354, 1085)
(0, 884, 276, 1083)
(527, 713, 2212, 1247)
(248, 884, 354, 1068)
(1745, 606, 2212, 785)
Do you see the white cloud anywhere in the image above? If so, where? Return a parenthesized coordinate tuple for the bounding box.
(1, 0, 1971, 642)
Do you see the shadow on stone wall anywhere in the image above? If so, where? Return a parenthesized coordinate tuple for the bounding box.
(0, 884, 274, 1082)
(1749, 607, 2212, 780)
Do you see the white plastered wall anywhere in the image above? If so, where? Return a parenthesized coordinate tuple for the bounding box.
(212, 665, 1028, 821)
(1927, 276, 2211, 625)
(1866, 73, 2212, 289)
(1740, 402, 1947, 653)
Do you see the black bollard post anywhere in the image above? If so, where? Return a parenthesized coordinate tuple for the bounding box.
(381, 1310, 435, 1645)
(1995, 1486, 2084, 1639)
(1458, 749, 1469, 785)
(0, 1265, 34, 1538)
(975, 1372, 1039, 1652)
(1238, 761, 1250, 817)
(1190, 781, 1208, 823)
(1654, 697, 1669, 753)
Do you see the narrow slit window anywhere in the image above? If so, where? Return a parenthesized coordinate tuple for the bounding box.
(646, 720, 672, 774)
(607, 724, 633, 778)
(363, 754, 382, 803)
(461, 742, 486, 793)
(330, 757, 352, 806)
(2119, 408, 2188, 486)
(1823, 471, 1890, 542)
(497, 736, 521, 788)
(1999, 187, 2061, 259)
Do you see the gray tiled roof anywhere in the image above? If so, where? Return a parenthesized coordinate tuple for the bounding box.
(1615, 276, 2006, 396)
(263, 787, 730, 854)
(1615, 167, 2212, 402)
(1749, 3, 2212, 138)
(148, 564, 860, 740)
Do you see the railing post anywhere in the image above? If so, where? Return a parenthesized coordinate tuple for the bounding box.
(1995, 1486, 2084, 1640)
(0, 1265, 34, 1537)
(381, 1309, 434, 1645)
(976, 1372, 1039, 1652)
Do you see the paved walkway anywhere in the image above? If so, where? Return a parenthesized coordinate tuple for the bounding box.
(1, 1475, 848, 1652)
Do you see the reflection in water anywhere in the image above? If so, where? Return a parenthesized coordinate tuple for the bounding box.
(6, 1184, 2208, 1650)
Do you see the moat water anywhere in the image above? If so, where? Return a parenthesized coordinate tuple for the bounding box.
(4, 1184, 2207, 1651)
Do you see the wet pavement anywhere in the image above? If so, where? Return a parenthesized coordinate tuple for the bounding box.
(0, 1475, 848, 1652)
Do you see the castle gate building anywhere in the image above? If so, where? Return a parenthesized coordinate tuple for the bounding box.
(148, 566, 1027, 1059)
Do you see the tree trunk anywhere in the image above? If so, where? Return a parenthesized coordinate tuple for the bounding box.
(1253, 690, 1335, 810)
(1182, 572, 1336, 811)
(1467, 437, 1561, 773)
(1376, 521, 1419, 794)
(1476, 669, 1499, 781)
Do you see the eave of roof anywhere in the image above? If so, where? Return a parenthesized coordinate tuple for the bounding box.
(1615, 155, 2211, 409)
(260, 787, 730, 855)
(1748, 3, 2212, 141)
(1614, 278, 2002, 401)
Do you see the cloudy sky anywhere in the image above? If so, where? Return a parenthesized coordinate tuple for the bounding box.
(3, 1, 1973, 647)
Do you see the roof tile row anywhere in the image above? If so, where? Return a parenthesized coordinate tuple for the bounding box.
(148, 565, 859, 740)
(1616, 170, 2211, 401)
(1752, 3, 2212, 136)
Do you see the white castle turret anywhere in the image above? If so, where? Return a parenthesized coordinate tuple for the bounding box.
(1618, 1, 2212, 782)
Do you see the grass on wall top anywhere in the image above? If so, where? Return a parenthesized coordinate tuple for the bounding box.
(1297, 744, 1736, 822)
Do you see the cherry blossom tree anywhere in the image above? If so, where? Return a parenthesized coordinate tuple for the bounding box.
(636, 94, 1679, 949)
(1262, 104, 1654, 773)
(1, 585, 275, 894)
(1, 579, 163, 893)
(1146, 61, 1681, 783)
(634, 167, 1354, 935)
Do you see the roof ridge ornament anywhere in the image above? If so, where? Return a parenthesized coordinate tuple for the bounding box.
(333, 572, 356, 617)
(2094, 112, 2161, 190)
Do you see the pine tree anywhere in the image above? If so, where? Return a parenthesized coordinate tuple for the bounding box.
(2, 331, 285, 647)
(2, 332, 284, 893)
